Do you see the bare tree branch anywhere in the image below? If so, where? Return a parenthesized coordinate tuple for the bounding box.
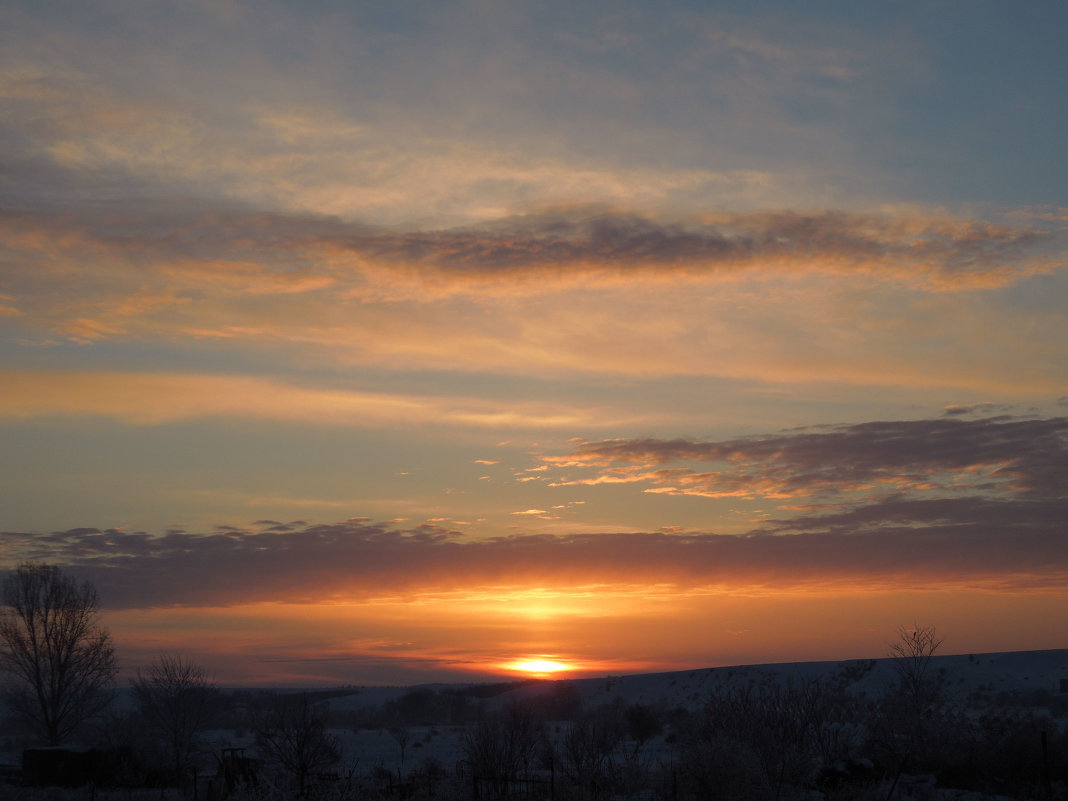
(132, 654, 218, 786)
(0, 563, 117, 745)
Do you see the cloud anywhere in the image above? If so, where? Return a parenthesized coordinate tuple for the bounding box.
(2, 495, 1065, 611)
(0, 410, 1063, 609)
(0, 0, 942, 232)
(361, 209, 1057, 292)
(3, 202, 1063, 394)
(1, 206, 1058, 307)
(0, 63, 800, 227)
(0, 407, 1060, 614)
(0, 370, 648, 430)
(544, 415, 1068, 501)
(0, 293, 22, 316)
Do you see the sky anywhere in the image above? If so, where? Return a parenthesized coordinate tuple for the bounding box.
(1, 0, 1066, 686)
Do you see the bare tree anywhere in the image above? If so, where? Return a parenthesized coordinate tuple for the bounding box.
(888, 623, 945, 710)
(879, 624, 947, 793)
(888, 623, 947, 752)
(390, 726, 411, 767)
(463, 702, 544, 797)
(706, 678, 825, 799)
(0, 563, 117, 745)
(556, 704, 626, 801)
(255, 693, 340, 795)
(132, 654, 218, 786)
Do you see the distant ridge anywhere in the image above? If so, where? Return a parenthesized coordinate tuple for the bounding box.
(494, 648, 1068, 711)
(258, 648, 1068, 715)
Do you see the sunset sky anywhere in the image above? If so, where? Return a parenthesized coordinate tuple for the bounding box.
(1, 1, 1066, 686)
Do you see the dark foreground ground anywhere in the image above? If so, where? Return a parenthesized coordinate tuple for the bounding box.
(2, 648, 1067, 801)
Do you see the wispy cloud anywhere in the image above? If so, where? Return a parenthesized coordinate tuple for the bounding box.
(357, 209, 1058, 292)
(543, 414, 1068, 501)
(0, 370, 648, 429)
(3, 204, 1063, 394)
(2, 206, 1058, 304)
(0, 66, 791, 226)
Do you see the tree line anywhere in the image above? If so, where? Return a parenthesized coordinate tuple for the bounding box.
(0, 562, 342, 794)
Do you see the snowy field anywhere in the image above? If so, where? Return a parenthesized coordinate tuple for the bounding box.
(194, 648, 1068, 774)
(2, 648, 1066, 799)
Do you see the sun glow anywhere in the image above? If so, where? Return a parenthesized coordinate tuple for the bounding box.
(506, 658, 572, 677)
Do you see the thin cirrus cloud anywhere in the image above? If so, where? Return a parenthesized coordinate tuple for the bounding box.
(0, 370, 647, 430)
(0, 73, 781, 228)
(0, 4, 905, 223)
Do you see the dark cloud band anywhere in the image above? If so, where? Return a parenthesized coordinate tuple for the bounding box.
(546, 415, 1068, 499)
(1, 204, 1056, 299)
(2, 509, 1064, 610)
(3, 412, 1063, 608)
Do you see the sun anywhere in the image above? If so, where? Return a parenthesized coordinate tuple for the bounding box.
(505, 658, 572, 677)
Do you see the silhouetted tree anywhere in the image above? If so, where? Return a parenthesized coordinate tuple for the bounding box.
(391, 726, 411, 766)
(706, 678, 822, 799)
(877, 624, 948, 793)
(624, 702, 662, 757)
(889, 624, 944, 708)
(559, 705, 623, 801)
(463, 701, 543, 797)
(132, 654, 218, 786)
(889, 624, 946, 752)
(255, 693, 340, 795)
(0, 563, 117, 745)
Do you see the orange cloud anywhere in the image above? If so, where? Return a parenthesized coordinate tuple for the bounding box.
(6, 488, 1066, 611)
(3, 205, 1058, 300)
(542, 415, 1067, 501)
(0, 370, 647, 430)
(4, 203, 1063, 396)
